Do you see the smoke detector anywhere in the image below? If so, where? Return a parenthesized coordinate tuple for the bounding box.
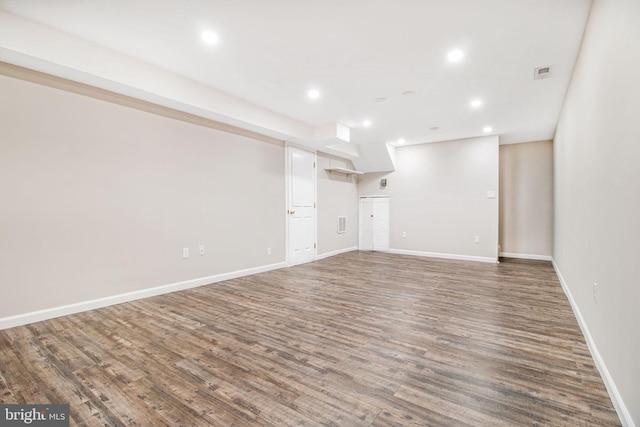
(534, 66, 552, 80)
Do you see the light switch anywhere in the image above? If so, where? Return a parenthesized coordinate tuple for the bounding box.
(487, 190, 496, 199)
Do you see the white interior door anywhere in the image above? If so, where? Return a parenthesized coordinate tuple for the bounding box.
(373, 197, 390, 250)
(359, 198, 374, 250)
(288, 146, 316, 265)
(359, 197, 389, 251)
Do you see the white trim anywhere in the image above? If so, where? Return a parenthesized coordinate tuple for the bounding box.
(552, 258, 635, 427)
(500, 252, 552, 261)
(0, 261, 287, 331)
(388, 248, 498, 264)
(316, 246, 358, 261)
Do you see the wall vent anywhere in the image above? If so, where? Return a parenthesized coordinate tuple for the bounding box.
(534, 66, 552, 80)
(337, 216, 347, 234)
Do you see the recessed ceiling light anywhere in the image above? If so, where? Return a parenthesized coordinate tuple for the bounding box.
(397, 138, 405, 145)
(363, 119, 372, 127)
(448, 49, 464, 62)
(308, 89, 320, 100)
(402, 91, 415, 96)
(375, 97, 387, 103)
(483, 126, 493, 133)
(470, 99, 483, 108)
(201, 30, 219, 45)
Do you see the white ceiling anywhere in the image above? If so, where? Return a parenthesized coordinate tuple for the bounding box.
(0, 0, 591, 157)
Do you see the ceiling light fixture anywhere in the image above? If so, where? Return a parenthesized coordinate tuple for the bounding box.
(470, 99, 483, 108)
(307, 89, 320, 100)
(483, 126, 493, 133)
(363, 119, 372, 127)
(397, 138, 405, 145)
(448, 49, 464, 62)
(201, 30, 219, 45)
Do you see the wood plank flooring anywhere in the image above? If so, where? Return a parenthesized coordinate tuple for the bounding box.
(0, 252, 620, 426)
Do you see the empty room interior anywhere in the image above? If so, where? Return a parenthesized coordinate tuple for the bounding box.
(0, 0, 638, 426)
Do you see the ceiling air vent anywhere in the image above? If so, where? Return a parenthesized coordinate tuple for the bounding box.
(534, 66, 552, 80)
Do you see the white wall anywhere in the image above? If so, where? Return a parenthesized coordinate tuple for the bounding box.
(499, 140, 553, 258)
(0, 70, 286, 322)
(554, 0, 640, 424)
(316, 153, 359, 256)
(358, 136, 499, 262)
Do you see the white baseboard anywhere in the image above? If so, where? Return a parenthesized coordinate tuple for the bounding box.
(552, 258, 635, 427)
(0, 261, 288, 331)
(389, 248, 498, 264)
(500, 252, 552, 261)
(316, 246, 358, 260)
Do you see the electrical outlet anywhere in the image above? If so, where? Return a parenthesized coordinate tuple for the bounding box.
(199, 245, 205, 256)
(182, 248, 189, 259)
(267, 247, 272, 256)
(402, 232, 407, 239)
(593, 282, 598, 304)
(475, 235, 480, 243)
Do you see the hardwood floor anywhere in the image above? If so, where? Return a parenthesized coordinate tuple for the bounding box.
(0, 252, 620, 426)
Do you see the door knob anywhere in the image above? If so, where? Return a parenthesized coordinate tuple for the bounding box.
(290, 210, 296, 215)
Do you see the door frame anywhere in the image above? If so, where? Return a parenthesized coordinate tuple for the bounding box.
(285, 143, 317, 265)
